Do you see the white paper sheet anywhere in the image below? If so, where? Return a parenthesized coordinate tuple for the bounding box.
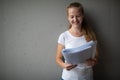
(62, 40, 96, 64)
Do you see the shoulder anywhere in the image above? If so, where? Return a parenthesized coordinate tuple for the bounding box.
(58, 31, 68, 45)
(59, 31, 68, 38)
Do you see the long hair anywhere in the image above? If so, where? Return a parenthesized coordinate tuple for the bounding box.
(67, 2, 97, 42)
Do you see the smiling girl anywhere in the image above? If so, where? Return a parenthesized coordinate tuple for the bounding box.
(56, 2, 98, 80)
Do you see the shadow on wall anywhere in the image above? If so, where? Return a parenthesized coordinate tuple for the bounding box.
(85, 12, 109, 80)
(84, 1, 120, 78)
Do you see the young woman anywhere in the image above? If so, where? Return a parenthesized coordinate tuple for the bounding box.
(56, 2, 98, 80)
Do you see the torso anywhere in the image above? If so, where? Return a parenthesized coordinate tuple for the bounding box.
(64, 31, 86, 49)
(61, 30, 93, 80)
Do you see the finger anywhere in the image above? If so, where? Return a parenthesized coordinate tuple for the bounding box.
(66, 65, 77, 70)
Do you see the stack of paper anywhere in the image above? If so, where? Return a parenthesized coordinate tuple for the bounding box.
(62, 40, 96, 64)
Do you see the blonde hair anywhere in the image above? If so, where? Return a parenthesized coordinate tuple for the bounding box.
(67, 2, 97, 42)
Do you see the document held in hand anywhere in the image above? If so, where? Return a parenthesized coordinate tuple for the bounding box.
(62, 40, 96, 64)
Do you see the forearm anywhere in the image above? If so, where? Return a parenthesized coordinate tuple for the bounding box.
(56, 57, 65, 68)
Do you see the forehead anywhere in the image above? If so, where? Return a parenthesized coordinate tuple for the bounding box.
(67, 7, 81, 15)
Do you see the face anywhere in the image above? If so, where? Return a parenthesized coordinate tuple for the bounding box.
(67, 7, 84, 27)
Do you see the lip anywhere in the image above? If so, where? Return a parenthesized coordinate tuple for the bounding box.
(73, 22, 79, 24)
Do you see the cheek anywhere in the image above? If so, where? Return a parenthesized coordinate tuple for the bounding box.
(68, 18, 73, 23)
(78, 17, 83, 23)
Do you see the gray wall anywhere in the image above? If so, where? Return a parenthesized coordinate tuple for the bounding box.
(0, 0, 120, 80)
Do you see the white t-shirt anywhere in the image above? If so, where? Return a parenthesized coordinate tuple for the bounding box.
(58, 31, 93, 80)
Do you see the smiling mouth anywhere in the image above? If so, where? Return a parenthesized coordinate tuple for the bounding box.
(73, 22, 79, 24)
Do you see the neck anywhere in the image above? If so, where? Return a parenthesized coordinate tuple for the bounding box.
(69, 25, 83, 37)
(71, 25, 82, 32)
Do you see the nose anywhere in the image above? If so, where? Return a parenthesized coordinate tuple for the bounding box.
(73, 17, 78, 22)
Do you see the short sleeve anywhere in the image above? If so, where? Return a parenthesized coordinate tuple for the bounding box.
(58, 33, 65, 45)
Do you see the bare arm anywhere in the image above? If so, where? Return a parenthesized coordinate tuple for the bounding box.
(56, 43, 77, 70)
(56, 43, 65, 68)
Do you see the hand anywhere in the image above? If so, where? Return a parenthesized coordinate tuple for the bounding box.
(85, 58, 97, 66)
(63, 63, 77, 71)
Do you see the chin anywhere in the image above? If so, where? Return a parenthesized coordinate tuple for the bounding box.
(73, 24, 80, 26)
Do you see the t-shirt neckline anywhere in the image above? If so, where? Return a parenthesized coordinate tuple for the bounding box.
(66, 31, 84, 39)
